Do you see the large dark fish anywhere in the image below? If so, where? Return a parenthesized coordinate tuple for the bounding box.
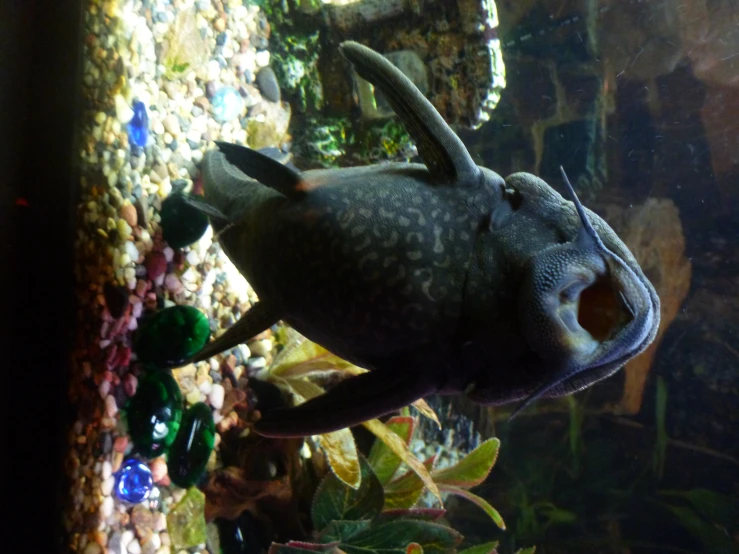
(187, 41, 660, 437)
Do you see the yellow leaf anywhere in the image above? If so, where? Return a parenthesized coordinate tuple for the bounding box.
(316, 428, 361, 489)
(362, 419, 442, 504)
(412, 399, 441, 429)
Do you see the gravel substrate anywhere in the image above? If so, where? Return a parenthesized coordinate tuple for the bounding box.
(68, 0, 285, 552)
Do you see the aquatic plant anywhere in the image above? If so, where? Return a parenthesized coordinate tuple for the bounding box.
(270, 450, 534, 554)
(258, 328, 511, 534)
(291, 116, 352, 168)
(652, 376, 668, 480)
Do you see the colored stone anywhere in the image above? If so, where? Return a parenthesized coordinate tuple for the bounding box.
(217, 511, 267, 554)
(115, 458, 153, 504)
(160, 192, 210, 249)
(167, 402, 215, 488)
(134, 305, 210, 369)
(211, 86, 244, 123)
(127, 101, 149, 147)
(126, 371, 183, 457)
(167, 487, 208, 551)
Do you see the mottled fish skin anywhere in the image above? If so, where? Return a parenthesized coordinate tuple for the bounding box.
(189, 41, 660, 437)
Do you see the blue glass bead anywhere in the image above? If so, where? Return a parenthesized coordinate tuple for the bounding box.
(127, 101, 150, 147)
(115, 458, 153, 504)
(211, 87, 244, 123)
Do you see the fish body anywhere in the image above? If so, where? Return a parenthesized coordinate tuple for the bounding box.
(189, 42, 660, 437)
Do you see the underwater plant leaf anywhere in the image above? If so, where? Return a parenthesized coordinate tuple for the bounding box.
(319, 520, 372, 543)
(406, 543, 423, 554)
(270, 542, 342, 554)
(363, 418, 441, 503)
(659, 503, 739, 553)
(374, 509, 446, 525)
(534, 501, 577, 525)
(430, 438, 501, 489)
(411, 399, 441, 429)
(652, 376, 668, 480)
(438, 485, 506, 530)
(659, 488, 739, 530)
(458, 541, 500, 554)
(348, 519, 462, 554)
(382, 457, 436, 511)
(366, 416, 416, 484)
(317, 428, 361, 490)
(312, 454, 384, 531)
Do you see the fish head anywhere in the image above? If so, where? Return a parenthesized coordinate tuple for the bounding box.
(468, 169, 661, 414)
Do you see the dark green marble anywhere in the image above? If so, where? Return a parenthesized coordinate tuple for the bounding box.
(160, 192, 210, 249)
(216, 511, 267, 554)
(126, 371, 183, 458)
(135, 305, 210, 369)
(167, 402, 216, 488)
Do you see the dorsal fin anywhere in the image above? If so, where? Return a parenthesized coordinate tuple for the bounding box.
(339, 41, 479, 186)
(215, 141, 305, 200)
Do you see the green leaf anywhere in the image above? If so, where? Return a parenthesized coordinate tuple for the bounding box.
(367, 416, 415, 484)
(312, 454, 384, 531)
(406, 543, 424, 554)
(364, 419, 440, 503)
(348, 519, 462, 554)
(382, 457, 436, 511)
(320, 520, 372, 543)
(660, 503, 739, 554)
(431, 438, 501, 489)
(375, 509, 446, 525)
(659, 488, 739, 530)
(458, 541, 500, 554)
(438, 485, 506, 530)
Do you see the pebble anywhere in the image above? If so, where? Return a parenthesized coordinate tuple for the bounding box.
(121, 531, 135, 549)
(101, 495, 114, 518)
(105, 394, 119, 417)
(150, 457, 168, 483)
(249, 338, 272, 357)
(255, 49, 270, 68)
(164, 273, 183, 294)
(124, 373, 138, 396)
(256, 66, 280, 103)
(84, 542, 103, 554)
(209, 383, 225, 410)
(99, 380, 112, 399)
(163, 247, 174, 262)
(115, 94, 134, 124)
(120, 203, 138, 227)
(102, 475, 115, 496)
(128, 539, 142, 554)
(102, 460, 113, 480)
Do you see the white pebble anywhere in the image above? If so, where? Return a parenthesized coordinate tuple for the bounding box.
(99, 380, 111, 399)
(128, 539, 142, 554)
(105, 395, 118, 417)
(238, 344, 251, 361)
(102, 460, 113, 479)
(163, 247, 174, 262)
(155, 548, 170, 554)
(147, 532, 162, 551)
(186, 250, 200, 266)
(125, 241, 140, 262)
(128, 317, 138, 331)
(121, 530, 135, 548)
(249, 338, 272, 357)
(164, 274, 183, 293)
(255, 50, 270, 68)
(158, 178, 172, 198)
(124, 267, 137, 289)
(132, 300, 143, 319)
(209, 383, 225, 410)
(101, 475, 115, 496)
(199, 380, 213, 396)
(101, 495, 114, 518)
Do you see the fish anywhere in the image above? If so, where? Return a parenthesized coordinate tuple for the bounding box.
(185, 41, 660, 438)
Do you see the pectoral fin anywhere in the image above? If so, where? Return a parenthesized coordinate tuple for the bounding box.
(339, 41, 479, 186)
(215, 141, 305, 200)
(188, 300, 281, 364)
(254, 368, 441, 437)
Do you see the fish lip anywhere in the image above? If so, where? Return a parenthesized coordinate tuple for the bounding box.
(581, 268, 660, 372)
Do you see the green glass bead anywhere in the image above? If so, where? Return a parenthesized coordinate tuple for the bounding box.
(126, 371, 183, 458)
(160, 192, 210, 249)
(167, 402, 215, 488)
(135, 305, 210, 369)
(167, 487, 208, 551)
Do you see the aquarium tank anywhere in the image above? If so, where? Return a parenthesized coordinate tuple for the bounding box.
(4, 0, 739, 553)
